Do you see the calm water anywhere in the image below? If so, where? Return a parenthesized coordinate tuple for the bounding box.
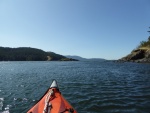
(0, 61, 150, 113)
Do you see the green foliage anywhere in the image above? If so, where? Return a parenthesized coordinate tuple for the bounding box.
(0, 47, 67, 61)
(138, 27, 150, 48)
(47, 52, 66, 60)
(138, 39, 150, 48)
(148, 36, 150, 41)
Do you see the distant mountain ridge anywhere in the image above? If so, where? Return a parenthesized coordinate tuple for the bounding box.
(0, 47, 77, 61)
(65, 55, 105, 61)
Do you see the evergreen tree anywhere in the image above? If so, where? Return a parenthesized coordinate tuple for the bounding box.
(0, 47, 69, 61)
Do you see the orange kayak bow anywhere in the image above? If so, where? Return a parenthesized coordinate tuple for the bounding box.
(27, 80, 77, 113)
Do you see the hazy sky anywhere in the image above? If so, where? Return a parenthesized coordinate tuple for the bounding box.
(0, 0, 150, 59)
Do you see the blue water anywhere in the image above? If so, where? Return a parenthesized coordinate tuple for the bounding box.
(0, 61, 150, 113)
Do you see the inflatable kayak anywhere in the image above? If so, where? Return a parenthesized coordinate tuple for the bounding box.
(27, 80, 77, 113)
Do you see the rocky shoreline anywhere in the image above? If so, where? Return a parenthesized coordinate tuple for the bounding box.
(118, 47, 150, 63)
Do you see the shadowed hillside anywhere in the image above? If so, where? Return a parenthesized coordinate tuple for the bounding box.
(0, 47, 77, 61)
(119, 28, 150, 63)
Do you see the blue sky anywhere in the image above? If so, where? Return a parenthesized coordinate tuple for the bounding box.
(0, 0, 150, 60)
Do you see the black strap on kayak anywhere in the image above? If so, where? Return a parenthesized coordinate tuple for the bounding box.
(60, 108, 74, 113)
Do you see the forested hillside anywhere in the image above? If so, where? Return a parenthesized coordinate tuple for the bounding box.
(119, 28, 150, 63)
(0, 47, 77, 61)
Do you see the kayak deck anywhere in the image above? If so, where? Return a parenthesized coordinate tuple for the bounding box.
(27, 80, 77, 113)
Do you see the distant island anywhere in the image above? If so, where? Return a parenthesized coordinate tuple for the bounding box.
(0, 47, 78, 61)
(65, 55, 106, 61)
(119, 28, 150, 63)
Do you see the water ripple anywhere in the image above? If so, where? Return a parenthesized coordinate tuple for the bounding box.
(0, 61, 150, 113)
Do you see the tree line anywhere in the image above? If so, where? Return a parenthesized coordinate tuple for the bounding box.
(138, 27, 150, 48)
(0, 47, 67, 61)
